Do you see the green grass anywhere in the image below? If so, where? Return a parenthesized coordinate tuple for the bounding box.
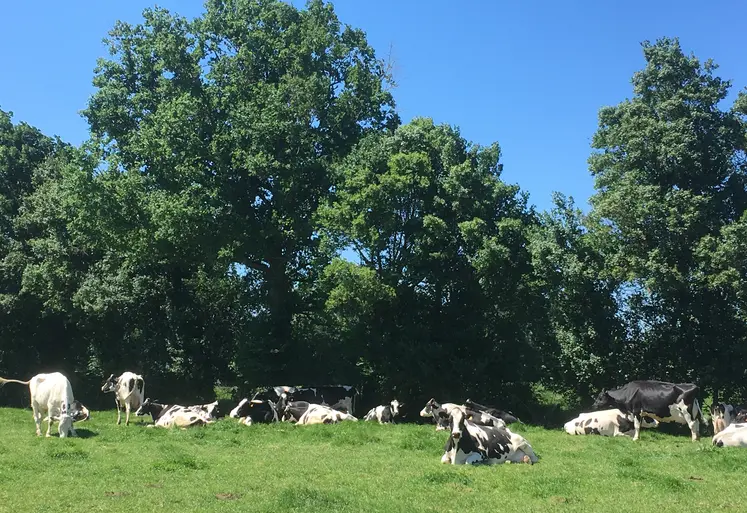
(0, 407, 745, 513)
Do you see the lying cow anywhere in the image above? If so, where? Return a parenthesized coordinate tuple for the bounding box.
(101, 371, 145, 426)
(254, 385, 357, 415)
(711, 403, 738, 435)
(713, 422, 747, 448)
(283, 401, 358, 425)
(419, 399, 464, 430)
(191, 400, 221, 420)
(135, 398, 212, 428)
(364, 400, 401, 424)
(0, 372, 85, 437)
(593, 380, 703, 441)
(441, 408, 538, 465)
(464, 399, 519, 424)
(229, 398, 278, 426)
(564, 409, 658, 437)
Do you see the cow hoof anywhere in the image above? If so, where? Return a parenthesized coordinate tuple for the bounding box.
(522, 455, 532, 465)
(45, 433, 51, 438)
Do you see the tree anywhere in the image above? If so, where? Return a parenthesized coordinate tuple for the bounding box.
(320, 118, 541, 405)
(588, 38, 747, 399)
(82, 0, 397, 387)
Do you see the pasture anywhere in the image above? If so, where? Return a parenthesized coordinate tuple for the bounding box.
(0, 407, 745, 513)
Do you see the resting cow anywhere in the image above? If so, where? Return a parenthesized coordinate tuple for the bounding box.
(592, 380, 703, 441)
(711, 403, 737, 435)
(283, 401, 357, 425)
(564, 409, 658, 437)
(713, 422, 747, 448)
(0, 372, 85, 437)
(464, 399, 519, 424)
(364, 400, 401, 424)
(441, 408, 538, 465)
(101, 371, 145, 426)
(135, 398, 212, 428)
(229, 398, 278, 426)
(190, 400, 221, 420)
(419, 399, 464, 430)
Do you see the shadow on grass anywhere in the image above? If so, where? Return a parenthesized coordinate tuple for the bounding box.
(74, 428, 98, 439)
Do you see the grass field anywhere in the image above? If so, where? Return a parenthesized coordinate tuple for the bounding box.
(0, 407, 745, 513)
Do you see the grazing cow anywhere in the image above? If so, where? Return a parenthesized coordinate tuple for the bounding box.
(592, 380, 703, 441)
(564, 409, 658, 437)
(464, 399, 519, 424)
(252, 385, 357, 415)
(711, 403, 737, 435)
(282, 401, 357, 425)
(135, 398, 211, 428)
(229, 398, 278, 426)
(45, 401, 90, 423)
(712, 423, 747, 448)
(101, 372, 145, 426)
(0, 372, 84, 437)
(364, 400, 401, 424)
(441, 408, 538, 465)
(419, 399, 464, 430)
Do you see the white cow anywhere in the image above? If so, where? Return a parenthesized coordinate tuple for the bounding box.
(0, 372, 83, 437)
(101, 372, 145, 426)
(564, 409, 659, 437)
(713, 422, 747, 447)
(297, 404, 358, 425)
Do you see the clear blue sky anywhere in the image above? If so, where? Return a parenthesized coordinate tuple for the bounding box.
(1, 0, 744, 212)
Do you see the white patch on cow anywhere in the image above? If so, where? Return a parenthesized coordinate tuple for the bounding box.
(230, 398, 248, 418)
(713, 423, 747, 447)
(564, 409, 651, 437)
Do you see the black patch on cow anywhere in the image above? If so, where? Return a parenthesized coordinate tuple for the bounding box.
(584, 418, 592, 426)
(189, 416, 197, 422)
(584, 426, 593, 435)
(617, 415, 633, 433)
(380, 407, 393, 424)
(128, 378, 135, 392)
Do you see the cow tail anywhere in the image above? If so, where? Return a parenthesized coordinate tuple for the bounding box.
(0, 377, 31, 387)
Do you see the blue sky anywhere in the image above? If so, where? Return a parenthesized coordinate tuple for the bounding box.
(1, 0, 745, 212)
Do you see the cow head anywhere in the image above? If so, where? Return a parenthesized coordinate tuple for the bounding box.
(101, 374, 117, 393)
(592, 390, 615, 410)
(419, 398, 440, 417)
(390, 399, 401, 418)
(58, 402, 74, 438)
(71, 401, 90, 422)
(449, 408, 468, 440)
(135, 398, 163, 422)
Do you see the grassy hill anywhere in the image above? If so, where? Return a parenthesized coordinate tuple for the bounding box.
(0, 407, 744, 513)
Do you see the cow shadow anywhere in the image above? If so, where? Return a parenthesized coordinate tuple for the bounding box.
(74, 428, 98, 439)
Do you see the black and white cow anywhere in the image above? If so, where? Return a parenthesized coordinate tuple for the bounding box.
(229, 398, 278, 426)
(564, 409, 658, 437)
(711, 402, 737, 435)
(419, 399, 464, 430)
(256, 386, 357, 415)
(282, 401, 357, 425)
(135, 398, 212, 428)
(712, 422, 747, 447)
(101, 372, 145, 426)
(592, 380, 703, 441)
(364, 400, 401, 424)
(441, 408, 538, 465)
(464, 399, 519, 424)
(190, 400, 221, 420)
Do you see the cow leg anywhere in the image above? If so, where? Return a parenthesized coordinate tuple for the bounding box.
(125, 402, 131, 426)
(681, 406, 700, 442)
(116, 399, 122, 425)
(46, 415, 54, 437)
(32, 407, 42, 437)
(632, 413, 642, 441)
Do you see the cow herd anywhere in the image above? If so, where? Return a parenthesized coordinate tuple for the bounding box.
(3, 372, 747, 466)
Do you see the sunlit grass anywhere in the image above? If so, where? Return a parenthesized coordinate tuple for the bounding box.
(0, 407, 744, 512)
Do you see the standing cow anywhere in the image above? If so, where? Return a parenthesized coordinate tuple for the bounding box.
(0, 372, 85, 437)
(101, 372, 145, 426)
(592, 380, 703, 441)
